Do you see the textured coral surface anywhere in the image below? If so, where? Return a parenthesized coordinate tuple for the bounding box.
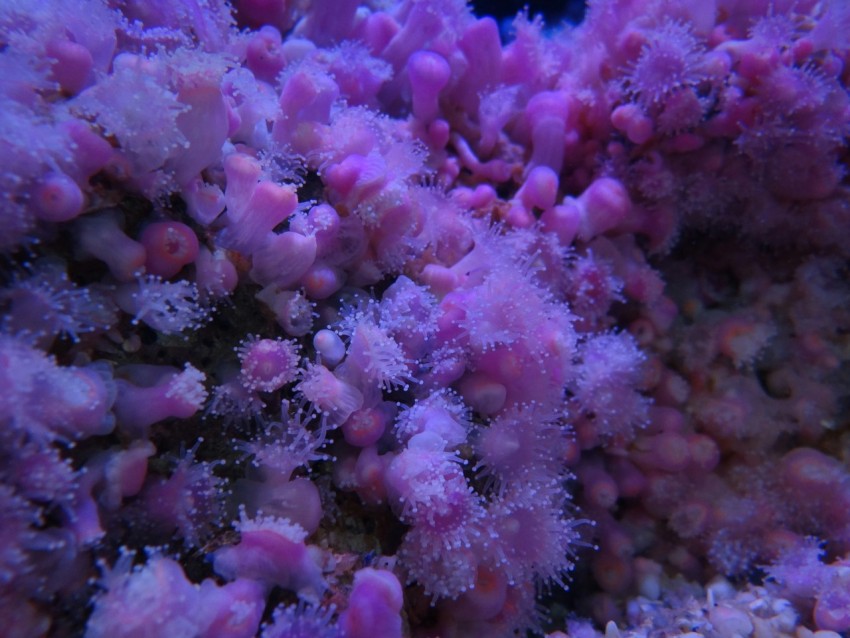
(1, 1, 849, 637)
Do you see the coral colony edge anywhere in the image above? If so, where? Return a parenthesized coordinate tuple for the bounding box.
(1, 0, 849, 636)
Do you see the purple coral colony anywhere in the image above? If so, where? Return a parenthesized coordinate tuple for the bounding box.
(2, 0, 850, 635)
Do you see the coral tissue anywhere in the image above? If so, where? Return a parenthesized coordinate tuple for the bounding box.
(1, 0, 849, 636)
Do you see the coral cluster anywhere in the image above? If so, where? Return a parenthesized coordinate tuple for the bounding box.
(1, 0, 849, 636)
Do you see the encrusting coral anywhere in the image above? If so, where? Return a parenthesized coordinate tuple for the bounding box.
(0, 0, 849, 636)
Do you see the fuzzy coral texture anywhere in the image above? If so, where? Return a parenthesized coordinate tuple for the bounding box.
(1, 0, 849, 637)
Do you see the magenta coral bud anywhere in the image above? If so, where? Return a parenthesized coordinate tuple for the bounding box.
(245, 26, 286, 85)
(647, 405, 685, 434)
(301, 262, 345, 299)
(576, 178, 631, 241)
(235, 476, 323, 534)
(47, 38, 93, 94)
(323, 157, 362, 201)
(339, 568, 403, 638)
(54, 366, 116, 438)
(289, 204, 342, 258)
(62, 120, 114, 181)
(540, 202, 581, 247)
(455, 17, 502, 109)
(452, 183, 497, 210)
(517, 166, 559, 211)
(686, 433, 719, 473)
(75, 212, 147, 282)
(262, 477, 324, 534)
(313, 329, 346, 368)
(34, 363, 115, 439)
(342, 405, 392, 448)
(237, 336, 300, 393)
(344, 444, 391, 505)
(525, 91, 570, 173)
(139, 221, 200, 279)
(325, 153, 387, 203)
(306, 204, 341, 247)
(622, 261, 664, 304)
(114, 364, 208, 437)
(33, 172, 85, 222)
(815, 586, 850, 633)
(504, 201, 535, 228)
(630, 431, 691, 473)
(224, 181, 299, 253)
(86, 555, 200, 638)
(250, 231, 317, 288)
(362, 11, 398, 54)
(426, 118, 450, 149)
(279, 38, 318, 62)
(183, 178, 225, 225)
(87, 554, 264, 638)
(407, 50, 451, 122)
(611, 104, 654, 145)
(275, 67, 339, 150)
(420, 263, 460, 297)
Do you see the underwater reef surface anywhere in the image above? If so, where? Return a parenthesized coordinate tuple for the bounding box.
(1, 0, 849, 636)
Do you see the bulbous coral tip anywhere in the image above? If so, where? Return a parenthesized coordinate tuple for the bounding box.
(47, 38, 93, 94)
(517, 165, 559, 211)
(246, 26, 286, 84)
(342, 406, 391, 447)
(407, 50, 451, 122)
(577, 178, 631, 241)
(250, 231, 317, 288)
(313, 329, 346, 368)
(339, 568, 404, 638)
(815, 587, 850, 633)
(139, 221, 200, 278)
(33, 172, 85, 222)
